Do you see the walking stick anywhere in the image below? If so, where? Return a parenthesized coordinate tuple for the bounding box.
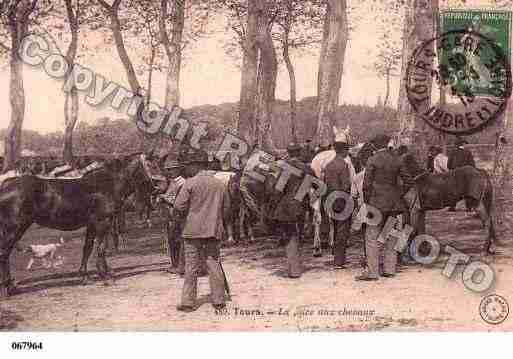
(218, 260, 231, 300)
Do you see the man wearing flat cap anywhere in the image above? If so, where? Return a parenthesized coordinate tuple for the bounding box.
(356, 134, 406, 281)
(174, 150, 231, 312)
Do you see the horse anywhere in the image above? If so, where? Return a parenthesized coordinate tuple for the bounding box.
(401, 160, 497, 255)
(239, 150, 312, 244)
(0, 153, 156, 297)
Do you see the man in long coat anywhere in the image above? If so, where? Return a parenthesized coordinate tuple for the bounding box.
(174, 151, 231, 312)
(356, 135, 406, 281)
(448, 138, 475, 211)
(268, 143, 313, 278)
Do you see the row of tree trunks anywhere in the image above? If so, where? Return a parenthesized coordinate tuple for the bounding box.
(396, 0, 438, 164)
(315, 0, 349, 145)
(2, 0, 35, 173)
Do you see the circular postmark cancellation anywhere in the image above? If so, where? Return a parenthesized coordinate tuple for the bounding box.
(479, 294, 509, 325)
(406, 29, 512, 135)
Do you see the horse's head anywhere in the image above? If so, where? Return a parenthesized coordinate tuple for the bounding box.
(104, 153, 162, 199)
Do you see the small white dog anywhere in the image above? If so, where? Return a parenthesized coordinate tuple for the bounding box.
(23, 237, 65, 270)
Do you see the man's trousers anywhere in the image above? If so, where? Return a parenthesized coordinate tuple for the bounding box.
(180, 238, 226, 307)
(364, 212, 399, 278)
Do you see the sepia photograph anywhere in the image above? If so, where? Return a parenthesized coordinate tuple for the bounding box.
(0, 0, 512, 355)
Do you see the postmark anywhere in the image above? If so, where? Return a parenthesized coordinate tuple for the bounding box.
(479, 294, 509, 325)
(406, 28, 512, 135)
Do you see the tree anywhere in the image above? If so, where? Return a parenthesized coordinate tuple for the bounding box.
(63, 0, 80, 164)
(315, 0, 349, 144)
(0, 0, 47, 172)
(160, 0, 184, 109)
(396, 0, 438, 162)
(273, 0, 323, 142)
(97, 0, 141, 93)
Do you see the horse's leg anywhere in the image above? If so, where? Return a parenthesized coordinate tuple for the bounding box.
(477, 201, 496, 255)
(95, 217, 115, 284)
(119, 202, 127, 233)
(313, 204, 322, 257)
(79, 225, 96, 284)
(0, 221, 32, 297)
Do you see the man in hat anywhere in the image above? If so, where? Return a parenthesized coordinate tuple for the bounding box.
(448, 138, 475, 212)
(315, 138, 332, 155)
(174, 150, 230, 312)
(158, 159, 186, 274)
(301, 139, 316, 164)
(356, 134, 406, 281)
(323, 137, 352, 269)
(268, 142, 313, 278)
(448, 138, 475, 170)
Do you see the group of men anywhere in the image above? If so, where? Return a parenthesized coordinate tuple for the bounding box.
(156, 134, 476, 311)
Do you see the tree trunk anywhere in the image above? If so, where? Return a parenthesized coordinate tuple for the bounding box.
(283, 0, 297, 143)
(254, 1, 278, 151)
(396, 0, 438, 164)
(3, 0, 32, 173)
(160, 0, 184, 109)
(315, 0, 349, 145)
(146, 46, 156, 105)
(283, 43, 297, 142)
(238, 0, 259, 147)
(99, 0, 141, 94)
(63, 0, 79, 165)
(63, 88, 79, 164)
(492, 27, 513, 236)
(384, 67, 391, 108)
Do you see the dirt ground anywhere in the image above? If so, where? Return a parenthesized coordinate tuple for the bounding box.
(1, 207, 512, 332)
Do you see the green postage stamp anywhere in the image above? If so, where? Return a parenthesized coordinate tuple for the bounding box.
(439, 9, 512, 97)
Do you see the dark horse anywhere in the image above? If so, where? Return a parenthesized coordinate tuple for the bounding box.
(401, 158, 497, 255)
(0, 153, 155, 297)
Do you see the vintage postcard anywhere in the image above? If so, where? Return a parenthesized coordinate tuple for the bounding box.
(1, 0, 513, 351)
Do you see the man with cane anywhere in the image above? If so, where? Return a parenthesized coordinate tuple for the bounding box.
(174, 150, 232, 312)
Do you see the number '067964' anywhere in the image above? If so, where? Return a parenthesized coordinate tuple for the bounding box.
(11, 342, 43, 350)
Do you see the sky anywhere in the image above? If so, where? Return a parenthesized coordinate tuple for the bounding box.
(0, 0, 510, 134)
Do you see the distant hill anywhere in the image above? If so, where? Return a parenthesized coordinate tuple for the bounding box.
(1, 96, 501, 157)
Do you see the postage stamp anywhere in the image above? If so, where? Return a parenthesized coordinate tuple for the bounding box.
(440, 9, 512, 97)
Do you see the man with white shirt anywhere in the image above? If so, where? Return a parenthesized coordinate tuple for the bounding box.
(433, 146, 449, 174)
